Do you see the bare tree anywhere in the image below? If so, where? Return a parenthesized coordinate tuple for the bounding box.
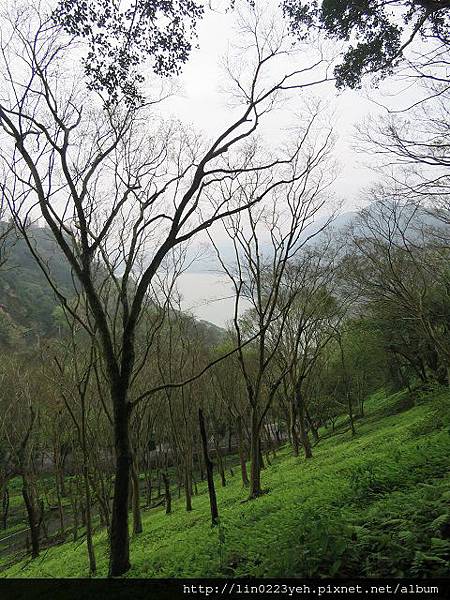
(355, 82, 450, 234)
(273, 243, 342, 457)
(0, 4, 332, 574)
(211, 110, 335, 497)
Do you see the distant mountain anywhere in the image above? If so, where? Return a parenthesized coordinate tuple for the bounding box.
(0, 223, 225, 342)
(184, 203, 448, 273)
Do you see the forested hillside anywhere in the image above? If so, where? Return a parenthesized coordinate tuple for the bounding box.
(0, 224, 74, 339)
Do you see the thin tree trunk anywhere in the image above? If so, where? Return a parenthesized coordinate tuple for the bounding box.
(1, 482, 9, 530)
(213, 436, 226, 487)
(22, 474, 40, 558)
(54, 471, 65, 537)
(198, 409, 219, 526)
(146, 477, 152, 507)
(69, 481, 79, 542)
(305, 407, 319, 443)
(184, 454, 193, 512)
(236, 416, 249, 487)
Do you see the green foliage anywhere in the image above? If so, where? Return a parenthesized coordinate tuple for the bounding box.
(282, 1, 450, 88)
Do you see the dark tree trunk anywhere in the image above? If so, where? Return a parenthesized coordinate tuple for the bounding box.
(198, 409, 219, 526)
(236, 416, 249, 487)
(248, 407, 262, 498)
(184, 459, 193, 512)
(1, 482, 9, 530)
(22, 475, 40, 558)
(157, 470, 162, 497)
(162, 472, 171, 514)
(109, 391, 132, 577)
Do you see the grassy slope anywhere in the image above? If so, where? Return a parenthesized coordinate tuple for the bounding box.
(2, 386, 450, 579)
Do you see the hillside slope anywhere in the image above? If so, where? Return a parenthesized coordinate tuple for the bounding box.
(2, 385, 449, 579)
(0, 224, 225, 342)
(0, 224, 74, 337)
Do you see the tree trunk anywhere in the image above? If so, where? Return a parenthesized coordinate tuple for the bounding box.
(305, 407, 319, 443)
(89, 474, 111, 530)
(228, 428, 233, 453)
(83, 464, 97, 575)
(198, 409, 219, 526)
(1, 482, 9, 529)
(58, 460, 67, 497)
(213, 436, 226, 487)
(162, 472, 171, 514)
(131, 458, 143, 534)
(109, 391, 131, 577)
(248, 407, 262, 499)
(22, 474, 40, 558)
(290, 398, 300, 457)
(236, 416, 249, 487)
(146, 478, 152, 507)
(184, 456, 193, 512)
(69, 481, 79, 542)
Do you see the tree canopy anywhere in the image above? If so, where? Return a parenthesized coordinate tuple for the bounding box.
(282, 0, 450, 88)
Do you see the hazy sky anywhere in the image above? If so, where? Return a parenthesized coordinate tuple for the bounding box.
(162, 4, 384, 203)
(157, 3, 420, 327)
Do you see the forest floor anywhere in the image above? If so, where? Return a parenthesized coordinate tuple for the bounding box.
(1, 385, 449, 578)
